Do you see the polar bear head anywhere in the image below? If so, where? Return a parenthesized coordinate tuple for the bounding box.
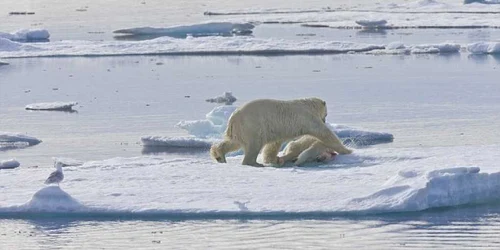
(210, 143, 227, 163)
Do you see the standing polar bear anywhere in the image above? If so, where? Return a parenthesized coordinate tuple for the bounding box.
(210, 98, 353, 167)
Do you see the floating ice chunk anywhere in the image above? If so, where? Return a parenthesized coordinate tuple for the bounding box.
(0, 159, 20, 169)
(113, 22, 255, 38)
(141, 136, 215, 148)
(355, 19, 388, 28)
(17, 186, 84, 212)
(412, 43, 461, 53)
(0, 60, 8, 65)
(25, 101, 78, 111)
(467, 42, 500, 54)
(0, 131, 42, 146)
(386, 42, 405, 50)
(206, 92, 237, 105)
(176, 120, 223, 138)
(0, 29, 50, 41)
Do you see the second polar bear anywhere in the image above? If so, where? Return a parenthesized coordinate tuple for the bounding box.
(210, 98, 353, 167)
(279, 135, 338, 166)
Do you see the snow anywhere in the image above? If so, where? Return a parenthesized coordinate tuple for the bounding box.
(113, 22, 255, 38)
(0, 132, 42, 150)
(206, 92, 237, 104)
(0, 159, 20, 170)
(25, 102, 78, 111)
(0, 29, 50, 41)
(2, 144, 500, 217)
(467, 42, 500, 54)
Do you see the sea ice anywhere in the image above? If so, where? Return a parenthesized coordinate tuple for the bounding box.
(206, 92, 237, 104)
(25, 101, 78, 111)
(0, 60, 8, 65)
(355, 19, 388, 28)
(113, 22, 255, 38)
(467, 42, 500, 54)
(0, 29, 50, 41)
(0, 131, 42, 148)
(16, 186, 84, 212)
(0, 159, 20, 170)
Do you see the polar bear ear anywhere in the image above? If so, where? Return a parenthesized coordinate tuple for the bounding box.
(322, 100, 326, 106)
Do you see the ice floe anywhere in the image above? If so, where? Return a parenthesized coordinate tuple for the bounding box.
(0, 60, 8, 65)
(0, 29, 50, 41)
(467, 42, 500, 54)
(355, 19, 388, 28)
(25, 102, 78, 111)
(2, 144, 500, 217)
(0, 132, 42, 151)
(0, 36, 386, 58)
(370, 42, 461, 54)
(113, 22, 255, 39)
(0, 159, 20, 170)
(206, 92, 237, 105)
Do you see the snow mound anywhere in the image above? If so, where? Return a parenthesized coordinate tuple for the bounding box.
(467, 42, 500, 54)
(355, 19, 388, 28)
(0, 36, 386, 58)
(175, 105, 393, 146)
(17, 186, 85, 212)
(0, 159, 20, 169)
(206, 92, 237, 105)
(349, 166, 500, 212)
(25, 102, 78, 111)
(113, 22, 255, 38)
(141, 136, 214, 148)
(0, 131, 42, 150)
(0, 29, 50, 41)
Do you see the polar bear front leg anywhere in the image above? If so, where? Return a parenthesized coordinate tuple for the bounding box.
(242, 142, 265, 167)
(308, 121, 353, 155)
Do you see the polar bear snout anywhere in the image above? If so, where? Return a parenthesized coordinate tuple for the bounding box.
(215, 156, 226, 163)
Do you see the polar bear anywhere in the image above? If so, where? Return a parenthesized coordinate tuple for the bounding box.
(210, 98, 353, 167)
(279, 135, 338, 166)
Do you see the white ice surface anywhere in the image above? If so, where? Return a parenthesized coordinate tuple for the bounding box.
(0, 29, 50, 41)
(370, 42, 462, 54)
(0, 159, 20, 170)
(467, 42, 500, 54)
(0, 60, 8, 65)
(25, 102, 78, 111)
(0, 132, 42, 150)
(2, 144, 500, 216)
(355, 19, 388, 27)
(141, 136, 215, 148)
(113, 22, 255, 37)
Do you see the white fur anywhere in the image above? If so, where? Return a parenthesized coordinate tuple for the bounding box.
(210, 98, 352, 167)
(280, 135, 338, 166)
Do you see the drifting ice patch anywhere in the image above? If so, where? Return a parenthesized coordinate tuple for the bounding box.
(141, 136, 215, 148)
(206, 92, 237, 105)
(372, 42, 461, 54)
(25, 101, 78, 111)
(0, 159, 20, 169)
(113, 22, 255, 38)
(0, 131, 41, 151)
(0, 29, 50, 41)
(355, 19, 388, 28)
(467, 42, 500, 54)
(0, 60, 8, 65)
